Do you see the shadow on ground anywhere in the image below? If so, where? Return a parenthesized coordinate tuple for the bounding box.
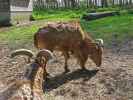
(44, 69, 99, 92)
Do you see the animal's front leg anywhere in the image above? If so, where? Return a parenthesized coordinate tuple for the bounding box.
(79, 51, 88, 71)
(75, 50, 88, 71)
(63, 51, 70, 73)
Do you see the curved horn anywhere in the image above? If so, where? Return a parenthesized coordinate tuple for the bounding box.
(37, 49, 54, 61)
(11, 49, 35, 58)
(95, 39, 104, 46)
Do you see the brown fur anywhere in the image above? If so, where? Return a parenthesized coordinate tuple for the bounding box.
(0, 50, 53, 100)
(34, 22, 103, 73)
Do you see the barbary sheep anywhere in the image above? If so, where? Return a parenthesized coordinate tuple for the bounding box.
(0, 49, 54, 100)
(34, 22, 103, 73)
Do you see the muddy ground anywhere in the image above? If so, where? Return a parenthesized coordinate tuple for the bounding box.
(0, 40, 133, 100)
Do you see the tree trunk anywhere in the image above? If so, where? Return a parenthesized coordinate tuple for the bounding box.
(82, 11, 120, 21)
(71, 0, 76, 8)
(64, 0, 68, 8)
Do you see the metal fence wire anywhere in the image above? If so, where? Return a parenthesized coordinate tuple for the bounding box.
(33, 0, 133, 9)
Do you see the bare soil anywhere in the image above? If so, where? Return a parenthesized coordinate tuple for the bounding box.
(0, 40, 133, 100)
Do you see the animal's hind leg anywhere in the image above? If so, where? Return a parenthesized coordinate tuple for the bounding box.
(63, 51, 70, 73)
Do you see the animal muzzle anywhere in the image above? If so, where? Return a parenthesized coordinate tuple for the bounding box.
(91, 55, 103, 67)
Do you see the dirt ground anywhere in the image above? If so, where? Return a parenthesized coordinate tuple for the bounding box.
(0, 40, 133, 100)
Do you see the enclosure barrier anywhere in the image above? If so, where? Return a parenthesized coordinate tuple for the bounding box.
(33, 0, 133, 9)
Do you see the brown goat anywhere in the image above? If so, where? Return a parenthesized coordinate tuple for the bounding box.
(34, 22, 103, 73)
(0, 49, 54, 100)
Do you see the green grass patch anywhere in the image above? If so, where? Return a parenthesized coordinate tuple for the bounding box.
(32, 7, 122, 21)
(32, 8, 88, 21)
(81, 13, 133, 44)
(0, 23, 41, 49)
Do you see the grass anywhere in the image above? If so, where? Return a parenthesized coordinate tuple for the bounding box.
(32, 7, 121, 21)
(81, 13, 133, 44)
(32, 8, 87, 21)
(0, 8, 133, 48)
(0, 23, 40, 49)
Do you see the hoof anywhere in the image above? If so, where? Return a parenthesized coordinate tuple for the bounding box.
(46, 72, 50, 76)
(80, 68, 88, 72)
(44, 73, 52, 80)
(45, 74, 52, 81)
(46, 77, 50, 81)
(63, 69, 70, 74)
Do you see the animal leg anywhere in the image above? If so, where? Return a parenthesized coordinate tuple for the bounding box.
(63, 51, 70, 73)
(78, 52, 88, 70)
(79, 58, 87, 70)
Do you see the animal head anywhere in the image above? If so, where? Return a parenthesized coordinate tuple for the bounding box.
(10, 49, 54, 78)
(82, 39, 103, 67)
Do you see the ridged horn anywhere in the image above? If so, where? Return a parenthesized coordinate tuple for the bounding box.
(11, 49, 35, 58)
(37, 49, 54, 61)
(95, 39, 104, 46)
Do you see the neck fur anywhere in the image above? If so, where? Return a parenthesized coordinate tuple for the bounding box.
(27, 63, 45, 93)
(0, 63, 45, 100)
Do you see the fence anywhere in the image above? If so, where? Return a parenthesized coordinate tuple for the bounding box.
(33, 0, 133, 9)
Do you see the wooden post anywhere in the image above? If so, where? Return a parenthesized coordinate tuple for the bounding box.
(0, 0, 11, 26)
